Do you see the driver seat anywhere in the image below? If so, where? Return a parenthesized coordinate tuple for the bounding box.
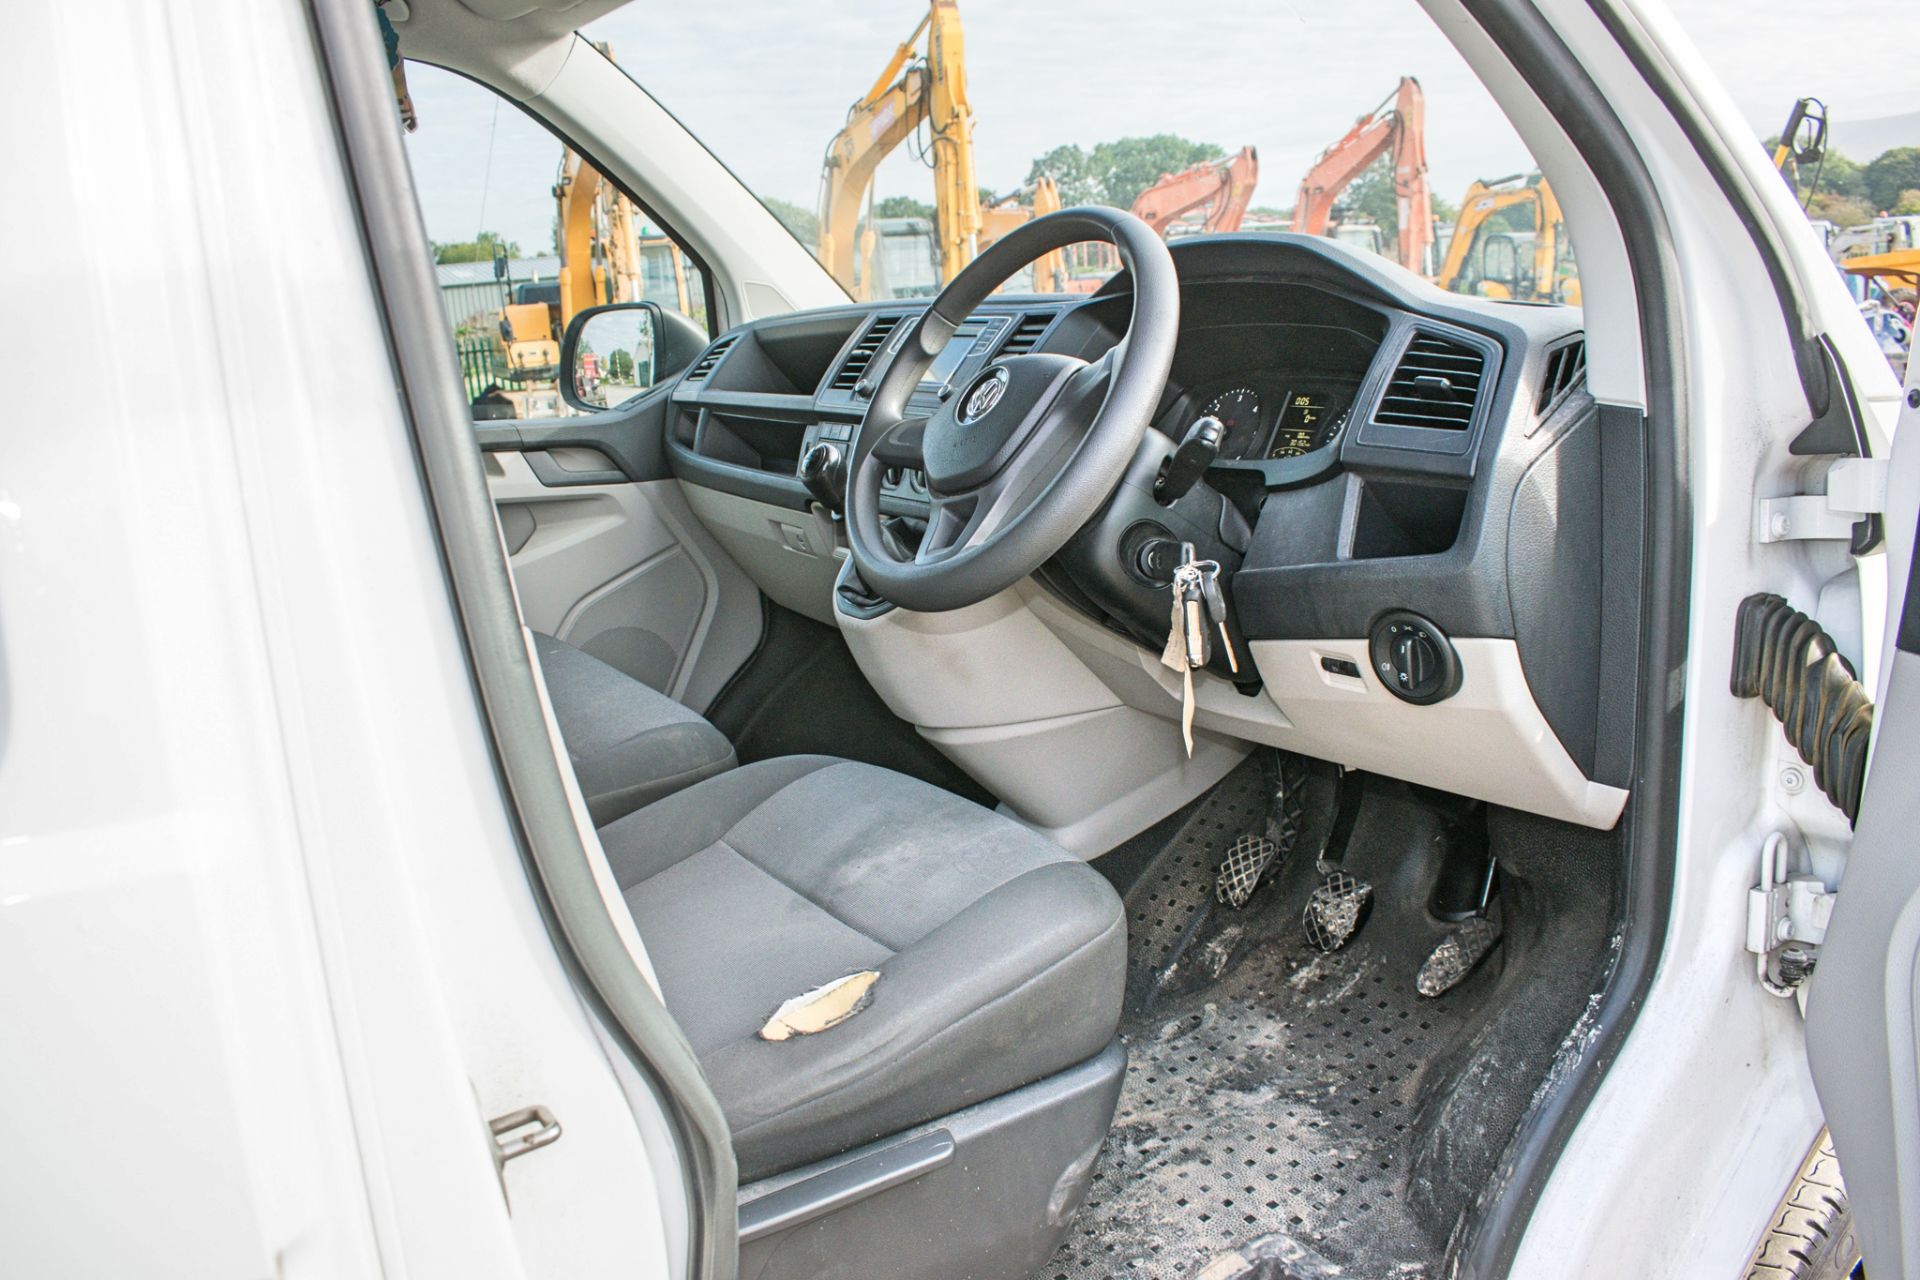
(597, 755, 1127, 1272)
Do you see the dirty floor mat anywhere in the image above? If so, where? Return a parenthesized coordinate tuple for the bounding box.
(1044, 756, 1617, 1279)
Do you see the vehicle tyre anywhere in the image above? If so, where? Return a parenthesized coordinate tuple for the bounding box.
(1745, 1129, 1862, 1280)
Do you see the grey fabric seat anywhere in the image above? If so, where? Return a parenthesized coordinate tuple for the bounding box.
(533, 632, 737, 825)
(598, 755, 1127, 1182)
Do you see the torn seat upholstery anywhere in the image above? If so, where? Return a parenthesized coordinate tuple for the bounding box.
(533, 631, 737, 824)
(597, 756, 1127, 1181)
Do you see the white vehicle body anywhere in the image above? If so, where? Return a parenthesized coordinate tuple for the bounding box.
(4, 0, 1917, 1278)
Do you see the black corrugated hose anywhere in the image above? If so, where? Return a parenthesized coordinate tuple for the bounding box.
(1730, 593, 1875, 824)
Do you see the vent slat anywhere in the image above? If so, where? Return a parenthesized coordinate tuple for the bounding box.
(684, 334, 738, 381)
(1373, 331, 1487, 431)
(1538, 337, 1587, 414)
(998, 312, 1052, 356)
(830, 314, 905, 391)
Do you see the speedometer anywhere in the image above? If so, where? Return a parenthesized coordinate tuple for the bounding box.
(1202, 387, 1263, 458)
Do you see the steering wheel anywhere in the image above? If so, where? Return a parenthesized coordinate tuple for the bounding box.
(845, 207, 1179, 613)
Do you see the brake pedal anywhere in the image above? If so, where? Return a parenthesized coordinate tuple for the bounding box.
(1217, 834, 1279, 907)
(1416, 916, 1502, 997)
(1303, 869, 1373, 952)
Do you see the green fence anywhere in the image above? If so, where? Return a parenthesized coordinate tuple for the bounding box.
(455, 336, 503, 403)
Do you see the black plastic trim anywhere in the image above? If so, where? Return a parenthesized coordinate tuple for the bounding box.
(494, 379, 677, 482)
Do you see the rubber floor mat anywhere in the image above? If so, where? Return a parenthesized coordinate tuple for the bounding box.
(1044, 758, 1611, 1279)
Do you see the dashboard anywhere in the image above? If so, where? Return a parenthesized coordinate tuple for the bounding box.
(646, 233, 1634, 830)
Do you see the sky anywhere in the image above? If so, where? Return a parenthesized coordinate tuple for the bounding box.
(402, 0, 1920, 260)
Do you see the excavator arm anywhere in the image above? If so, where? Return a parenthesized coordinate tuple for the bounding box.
(1292, 77, 1430, 273)
(818, 1, 980, 298)
(1131, 147, 1260, 237)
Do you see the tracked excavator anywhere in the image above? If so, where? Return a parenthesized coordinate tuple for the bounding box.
(1291, 77, 1432, 274)
(1432, 172, 1574, 303)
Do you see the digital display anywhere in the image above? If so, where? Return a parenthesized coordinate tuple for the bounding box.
(920, 317, 1007, 388)
(1267, 391, 1331, 458)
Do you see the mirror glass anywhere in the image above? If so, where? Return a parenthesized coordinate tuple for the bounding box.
(572, 307, 657, 410)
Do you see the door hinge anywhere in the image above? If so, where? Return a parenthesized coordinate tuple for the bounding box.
(1757, 457, 1887, 542)
(1746, 832, 1836, 996)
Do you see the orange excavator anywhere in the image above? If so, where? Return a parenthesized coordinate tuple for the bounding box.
(1130, 147, 1260, 238)
(1291, 77, 1432, 274)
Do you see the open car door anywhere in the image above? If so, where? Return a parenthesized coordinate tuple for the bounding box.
(1806, 350, 1920, 1277)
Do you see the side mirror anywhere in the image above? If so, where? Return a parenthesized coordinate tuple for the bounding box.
(560, 302, 709, 413)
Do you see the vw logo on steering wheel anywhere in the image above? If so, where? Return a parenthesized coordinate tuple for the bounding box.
(959, 366, 1010, 424)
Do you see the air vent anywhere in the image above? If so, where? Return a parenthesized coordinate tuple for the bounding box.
(830, 314, 905, 392)
(1374, 332, 1488, 431)
(684, 334, 737, 381)
(1538, 338, 1586, 414)
(997, 312, 1052, 356)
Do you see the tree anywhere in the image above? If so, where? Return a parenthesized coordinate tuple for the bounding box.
(1816, 151, 1870, 200)
(1026, 135, 1228, 210)
(1806, 191, 1876, 228)
(874, 195, 936, 220)
(1866, 147, 1920, 212)
(1340, 157, 1400, 237)
(1028, 144, 1100, 205)
(605, 347, 635, 381)
(1895, 189, 1920, 216)
(761, 197, 818, 247)
(434, 230, 520, 264)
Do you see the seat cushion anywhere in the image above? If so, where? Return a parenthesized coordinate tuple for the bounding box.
(598, 756, 1126, 1181)
(533, 632, 736, 825)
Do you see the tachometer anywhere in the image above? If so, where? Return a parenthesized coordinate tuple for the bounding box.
(1203, 387, 1263, 458)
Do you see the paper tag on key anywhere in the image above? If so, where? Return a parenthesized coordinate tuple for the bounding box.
(1160, 544, 1212, 757)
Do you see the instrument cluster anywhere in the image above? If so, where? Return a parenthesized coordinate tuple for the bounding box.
(1190, 378, 1356, 461)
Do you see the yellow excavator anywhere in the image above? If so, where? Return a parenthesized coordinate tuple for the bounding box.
(817, 1, 1067, 299)
(1432, 173, 1576, 303)
(1434, 98, 1822, 307)
(818, 1, 978, 299)
(490, 46, 697, 415)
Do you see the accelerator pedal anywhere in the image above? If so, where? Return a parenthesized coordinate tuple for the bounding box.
(1416, 916, 1503, 997)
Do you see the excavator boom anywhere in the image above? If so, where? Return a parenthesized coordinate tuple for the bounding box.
(1292, 77, 1431, 273)
(1131, 147, 1260, 237)
(818, 1, 979, 298)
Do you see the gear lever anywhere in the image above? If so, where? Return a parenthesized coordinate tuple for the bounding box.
(799, 441, 847, 515)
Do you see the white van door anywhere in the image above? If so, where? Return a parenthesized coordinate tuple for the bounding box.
(1805, 347, 1920, 1277)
